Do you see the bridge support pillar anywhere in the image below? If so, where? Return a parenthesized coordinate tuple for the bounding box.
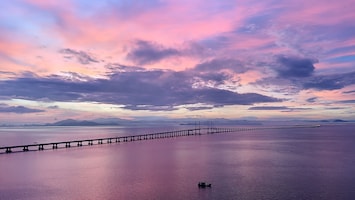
(6, 147, 12, 153)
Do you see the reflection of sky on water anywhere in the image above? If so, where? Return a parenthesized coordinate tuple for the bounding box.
(0, 124, 355, 199)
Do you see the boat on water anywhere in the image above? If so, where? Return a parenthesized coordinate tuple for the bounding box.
(198, 182, 211, 188)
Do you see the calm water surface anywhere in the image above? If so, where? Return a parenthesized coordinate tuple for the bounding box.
(0, 124, 355, 200)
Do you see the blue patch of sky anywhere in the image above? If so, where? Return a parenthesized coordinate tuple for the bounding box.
(325, 55, 355, 63)
(103, 0, 165, 17)
(0, 1, 59, 46)
(84, 0, 165, 19)
(1, 7, 50, 32)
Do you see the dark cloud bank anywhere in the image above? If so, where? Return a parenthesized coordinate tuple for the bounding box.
(0, 66, 280, 111)
(2, 53, 354, 112)
(261, 55, 355, 91)
(303, 72, 355, 90)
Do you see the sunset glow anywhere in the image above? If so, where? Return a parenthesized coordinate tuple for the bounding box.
(0, 0, 354, 124)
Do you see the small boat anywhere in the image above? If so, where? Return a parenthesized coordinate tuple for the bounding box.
(198, 182, 211, 188)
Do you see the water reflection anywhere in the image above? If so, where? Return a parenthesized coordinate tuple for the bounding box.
(1, 124, 355, 199)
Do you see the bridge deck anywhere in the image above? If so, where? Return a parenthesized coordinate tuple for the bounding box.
(0, 125, 320, 154)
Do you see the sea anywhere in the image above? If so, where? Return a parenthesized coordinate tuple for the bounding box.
(0, 123, 355, 200)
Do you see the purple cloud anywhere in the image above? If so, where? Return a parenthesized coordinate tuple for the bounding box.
(185, 105, 222, 111)
(248, 106, 289, 110)
(127, 40, 180, 65)
(306, 97, 317, 103)
(327, 107, 348, 110)
(343, 90, 355, 94)
(60, 48, 98, 65)
(338, 100, 355, 104)
(0, 71, 16, 76)
(47, 105, 59, 109)
(0, 69, 280, 111)
(275, 55, 317, 78)
(303, 71, 355, 90)
(122, 105, 177, 111)
(105, 63, 145, 73)
(255, 54, 355, 92)
(248, 106, 312, 112)
(194, 58, 248, 73)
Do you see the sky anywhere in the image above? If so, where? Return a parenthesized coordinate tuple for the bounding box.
(0, 0, 355, 124)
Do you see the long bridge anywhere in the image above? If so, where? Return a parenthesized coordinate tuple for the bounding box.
(0, 125, 320, 154)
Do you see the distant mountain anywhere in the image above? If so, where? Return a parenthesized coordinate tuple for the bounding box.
(317, 119, 348, 123)
(333, 119, 347, 122)
(309, 119, 355, 123)
(47, 119, 101, 126)
(92, 118, 131, 125)
(210, 118, 263, 125)
(2, 117, 353, 127)
(45, 117, 264, 127)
